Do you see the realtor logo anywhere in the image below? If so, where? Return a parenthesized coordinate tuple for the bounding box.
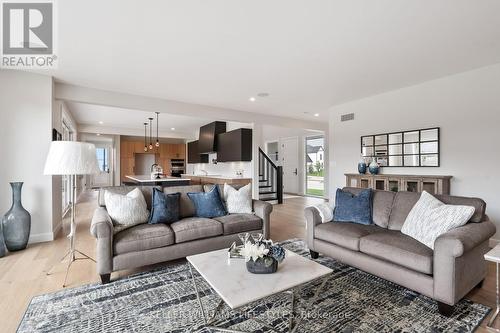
(1, 0, 57, 68)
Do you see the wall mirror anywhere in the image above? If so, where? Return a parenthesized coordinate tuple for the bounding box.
(361, 127, 440, 167)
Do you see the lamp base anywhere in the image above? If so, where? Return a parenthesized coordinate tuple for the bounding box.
(47, 248, 95, 287)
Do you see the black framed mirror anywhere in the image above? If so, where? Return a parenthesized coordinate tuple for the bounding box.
(361, 127, 440, 167)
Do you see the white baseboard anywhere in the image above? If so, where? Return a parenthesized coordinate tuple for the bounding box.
(28, 232, 54, 244)
(490, 238, 500, 248)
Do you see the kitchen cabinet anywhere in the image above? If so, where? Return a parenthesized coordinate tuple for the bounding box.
(187, 141, 209, 164)
(217, 128, 252, 162)
(198, 121, 226, 153)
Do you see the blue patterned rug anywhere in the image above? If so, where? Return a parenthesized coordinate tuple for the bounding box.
(18, 239, 490, 332)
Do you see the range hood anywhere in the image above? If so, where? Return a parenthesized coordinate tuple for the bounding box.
(198, 121, 226, 153)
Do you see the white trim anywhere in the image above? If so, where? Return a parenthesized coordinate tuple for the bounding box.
(28, 232, 54, 244)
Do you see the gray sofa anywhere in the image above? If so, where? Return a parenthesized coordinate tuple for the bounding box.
(90, 184, 272, 283)
(305, 187, 496, 316)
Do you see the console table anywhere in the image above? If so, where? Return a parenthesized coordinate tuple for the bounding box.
(345, 173, 452, 195)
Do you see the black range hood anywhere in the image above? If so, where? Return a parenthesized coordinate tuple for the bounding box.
(198, 121, 226, 153)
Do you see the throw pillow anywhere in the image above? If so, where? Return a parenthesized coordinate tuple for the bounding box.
(313, 203, 334, 223)
(333, 188, 373, 225)
(148, 188, 181, 224)
(187, 185, 227, 218)
(401, 191, 475, 249)
(104, 188, 150, 234)
(224, 183, 253, 214)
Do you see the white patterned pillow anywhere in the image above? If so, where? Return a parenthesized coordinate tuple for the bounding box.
(314, 203, 334, 223)
(224, 183, 253, 214)
(104, 188, 150, 234)
(401, 191, 475, 249)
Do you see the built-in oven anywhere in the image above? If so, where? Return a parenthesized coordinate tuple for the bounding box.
(170, 159, 185, 177)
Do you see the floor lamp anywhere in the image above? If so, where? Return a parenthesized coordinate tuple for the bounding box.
(44, 141, 100, 287)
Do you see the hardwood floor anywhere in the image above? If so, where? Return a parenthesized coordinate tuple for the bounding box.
(0, 191, 497, 332)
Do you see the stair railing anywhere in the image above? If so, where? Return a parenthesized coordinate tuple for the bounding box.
(258, 148, 283, 204)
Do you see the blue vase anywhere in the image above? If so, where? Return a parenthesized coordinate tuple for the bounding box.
(369, 160, 380, 175)
(358, 162, 367, 174)
(2, 182, 31, 251)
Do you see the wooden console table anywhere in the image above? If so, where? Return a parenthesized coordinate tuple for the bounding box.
(345, 173, 452, 195)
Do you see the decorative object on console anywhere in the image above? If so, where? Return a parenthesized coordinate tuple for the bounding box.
(401, 191, 475, 249)
(240, 240, 285, 274)
(148, 188, 180, 224)
(357, 156, 367, 174)
(333, 188, 373, 225)
(368, 158, 380, 175)
(44, 141, 100, 287)
(187, 185, 227, 218)
(2, 182, 31, 251)
(104, 188, 150, 233)
(224, 183, 252, 214)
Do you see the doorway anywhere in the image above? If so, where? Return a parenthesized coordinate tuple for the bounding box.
(305, 135, 325, 197)
(91, 145, 113, 188)
(280, 137, 299, 194)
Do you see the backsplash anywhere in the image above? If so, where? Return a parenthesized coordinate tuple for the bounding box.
(186, 153, 252, 178)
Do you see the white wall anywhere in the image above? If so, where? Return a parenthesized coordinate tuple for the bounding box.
(0, 70, 54, 243)
(329, 63, 500, 240)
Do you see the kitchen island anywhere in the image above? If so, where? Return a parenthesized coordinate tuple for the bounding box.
(180, 174, 251, 186)
(125, 175, 190, 187)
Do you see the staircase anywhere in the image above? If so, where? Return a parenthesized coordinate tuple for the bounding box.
(258, 148, 283, 204)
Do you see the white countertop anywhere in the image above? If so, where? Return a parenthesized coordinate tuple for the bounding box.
(187, 248, 332, 309)
(181, 174, 251, 180)
(126, 175, 190, 183)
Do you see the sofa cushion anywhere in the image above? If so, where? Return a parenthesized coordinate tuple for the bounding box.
(99, 186, 157, 210)
(105, 188, 150, 234)
(359, 231, 434, 274)
(113, 223, 174, 255)
(387, 191, 421, 230)
(315, 222, 382, 251)
(333, 188, 373, 225)
(343, 187, 395, 228)
(163, 185, 203, 218)
(149, 188, 181, 224)
(214, 214, 263, 235)
(187, 186, 227, 218)
(170, 217, 223, 243)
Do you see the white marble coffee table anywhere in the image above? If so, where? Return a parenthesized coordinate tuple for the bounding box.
(187, 248, 333, 333)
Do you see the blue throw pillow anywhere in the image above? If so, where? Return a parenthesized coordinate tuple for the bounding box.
(149, 188, 181, 224)
(333, 188, 373, 225)
(187, 185, 227, 218)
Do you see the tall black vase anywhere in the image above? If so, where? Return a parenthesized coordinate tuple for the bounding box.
(2, 182, 31, 251)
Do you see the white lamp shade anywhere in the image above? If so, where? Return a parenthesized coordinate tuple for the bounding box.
(44, 141, 100, 175)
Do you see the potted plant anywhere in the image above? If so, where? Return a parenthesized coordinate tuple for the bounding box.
(240, 240, 286, 274)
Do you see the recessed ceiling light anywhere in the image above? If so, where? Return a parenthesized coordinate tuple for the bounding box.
(257, 92, 269, 98)
(171, 127, 175, 131)
(314, 113, 320, 117)
(98, 121, 104, 125)
(96, 133, 101, 136)
(249, 97, 256, 102)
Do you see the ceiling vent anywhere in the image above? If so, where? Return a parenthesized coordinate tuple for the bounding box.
(341, 113, 354, 122)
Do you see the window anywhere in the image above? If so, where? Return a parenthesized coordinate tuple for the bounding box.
(96, 148, 108, 172)
(306, 136, 325, 197)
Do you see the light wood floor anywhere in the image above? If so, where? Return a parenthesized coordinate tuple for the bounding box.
(0, 191, 497, 332)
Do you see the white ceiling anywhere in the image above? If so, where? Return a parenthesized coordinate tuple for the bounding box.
(46, 1, 500, 122)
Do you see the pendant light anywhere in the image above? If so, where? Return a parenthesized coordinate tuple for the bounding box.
(143, 122, 148, 152)
(155, 112, 160, 147)
(148, 117, 153, 150)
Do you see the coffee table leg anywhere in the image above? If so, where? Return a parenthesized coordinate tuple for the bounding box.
(487, 262, 500, 331)
(290, 275, 329, 333)
(289, 290, 295, 331)
(189, 263, 208, 325)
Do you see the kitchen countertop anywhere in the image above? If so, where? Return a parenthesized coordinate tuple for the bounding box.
(180, 174, 251, 180)
(126, 175, 191, 183)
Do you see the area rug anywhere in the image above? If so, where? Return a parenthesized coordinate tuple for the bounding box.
(18, 239, 489, 332)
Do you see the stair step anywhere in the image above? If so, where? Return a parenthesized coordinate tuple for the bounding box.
(260, 197, 279, 202)
(259, 179, 268, 182)
(259, 185, 272, 189)
(259, 191, 277, 195)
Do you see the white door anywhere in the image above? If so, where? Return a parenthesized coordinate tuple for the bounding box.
(92, 145, 113, 188)
(280, 137, 299, 194)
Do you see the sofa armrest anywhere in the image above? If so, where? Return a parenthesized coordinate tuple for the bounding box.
(90, 207, 114, 275)
(253, 200, 273, 239)
(304, 206, 322, 250)
(433, 218, 496, 305)
(434, 218, 496, 258)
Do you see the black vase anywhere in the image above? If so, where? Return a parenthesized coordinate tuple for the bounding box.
(246, 257, 278, 274)
(2, 182, 31, 251)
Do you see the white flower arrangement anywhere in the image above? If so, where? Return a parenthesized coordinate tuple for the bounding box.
(239, 241, 269, 262)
